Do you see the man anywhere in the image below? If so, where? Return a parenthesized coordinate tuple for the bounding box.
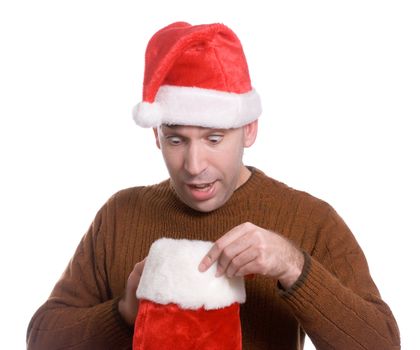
(27, 22, 400, 349)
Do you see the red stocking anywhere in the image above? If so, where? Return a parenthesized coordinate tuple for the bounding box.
(132, 238, 246, 350)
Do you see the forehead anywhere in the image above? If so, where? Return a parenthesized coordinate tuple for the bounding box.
(160, 124, 231, 134)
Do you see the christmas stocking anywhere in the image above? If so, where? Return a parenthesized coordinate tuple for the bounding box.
(133, 238, 246, 350)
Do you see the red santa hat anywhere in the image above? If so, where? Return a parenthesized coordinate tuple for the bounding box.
(132, 22, 262, 128)
(133, 238, 246, 349)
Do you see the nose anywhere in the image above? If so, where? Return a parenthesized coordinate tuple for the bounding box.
(183, 141, 207, 176)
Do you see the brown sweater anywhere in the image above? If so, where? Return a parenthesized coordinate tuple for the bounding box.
(27, 168, 400, 349)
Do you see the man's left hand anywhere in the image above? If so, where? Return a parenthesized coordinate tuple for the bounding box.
(198, 222, 304, 289)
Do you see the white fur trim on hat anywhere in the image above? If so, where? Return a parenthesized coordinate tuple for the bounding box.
(136, 238, 246, 310)
(133, 85, 262, 128)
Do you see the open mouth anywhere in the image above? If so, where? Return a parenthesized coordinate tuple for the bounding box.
(188, 182, 215, 191)
(186, 181, 217, 201)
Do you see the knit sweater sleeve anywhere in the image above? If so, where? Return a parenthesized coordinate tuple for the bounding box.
(26, 197, 132, 350)
(281, 205, 400, 349)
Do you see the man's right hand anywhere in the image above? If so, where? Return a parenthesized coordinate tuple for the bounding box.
(118, 259, 146, 326)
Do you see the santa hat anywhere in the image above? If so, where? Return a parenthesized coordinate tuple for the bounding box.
(132, 22, 262, 128)
(133, 238, 246, 350)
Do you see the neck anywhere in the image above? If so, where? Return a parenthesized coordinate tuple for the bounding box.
(236, 165, 252, 190)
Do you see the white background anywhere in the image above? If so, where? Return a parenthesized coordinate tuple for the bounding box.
(1, 1, 419, 349)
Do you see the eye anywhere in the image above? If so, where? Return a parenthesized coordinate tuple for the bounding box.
(166, 136, 183, 145)
(208, 135, 223, 144)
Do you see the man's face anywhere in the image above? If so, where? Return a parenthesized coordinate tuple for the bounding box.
(154, 122, 257, 212)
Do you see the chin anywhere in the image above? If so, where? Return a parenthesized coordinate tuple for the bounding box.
(183, 197, 224, 213)
(189, 202, 219, 213)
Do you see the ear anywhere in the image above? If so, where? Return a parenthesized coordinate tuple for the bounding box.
(242, 120, 258, 148)
(153, 127, 161, 149)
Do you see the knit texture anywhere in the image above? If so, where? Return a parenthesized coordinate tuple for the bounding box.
(27, 168, 400, 349)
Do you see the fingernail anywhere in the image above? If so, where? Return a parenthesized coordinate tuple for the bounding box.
(198, 263, 206, 272)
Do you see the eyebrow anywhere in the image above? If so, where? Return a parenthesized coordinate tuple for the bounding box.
(162, 124, 179, 129)
(160, 125, 181, 133)
(161, 125, 227, 133)
(160, 125, 185, 133)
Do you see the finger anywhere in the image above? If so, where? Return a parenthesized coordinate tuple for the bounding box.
(198, 223, 251, 272)
(133, 258, 147, 275)
(216, 234, 256, 276)
(235, 258, 260, 277)
(224, 247, 259, 278)
(127, 259, 147, 291)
